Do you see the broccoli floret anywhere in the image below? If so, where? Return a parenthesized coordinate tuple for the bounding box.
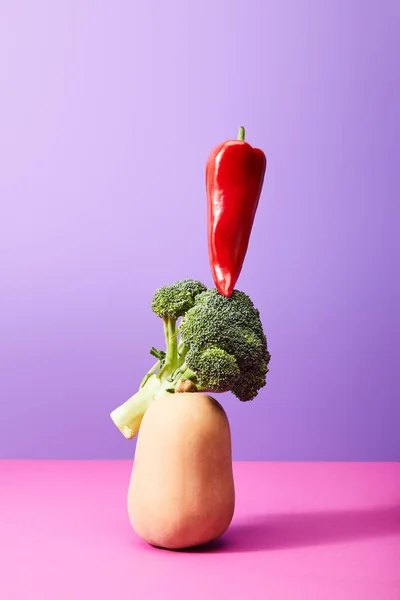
(151, 279, 207, 319)
(232, 353, 271, 402)
(151, 279, 207, 379)
(180, 289, 270, 401)
(110, 283, 271, 439)
(185, 346, 240, 392)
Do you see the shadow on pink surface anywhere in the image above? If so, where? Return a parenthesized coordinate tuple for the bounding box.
(178, 504, 400, 553)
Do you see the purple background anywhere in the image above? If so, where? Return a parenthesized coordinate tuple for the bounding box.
(1, 1, 399, 460)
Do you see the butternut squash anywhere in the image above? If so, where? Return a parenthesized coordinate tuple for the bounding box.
(128, 392, 235, 549)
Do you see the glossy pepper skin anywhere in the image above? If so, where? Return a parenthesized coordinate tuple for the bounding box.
(206, 126, 267, 297)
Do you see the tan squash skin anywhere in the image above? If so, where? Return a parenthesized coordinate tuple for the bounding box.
(128, 392, 235, 549)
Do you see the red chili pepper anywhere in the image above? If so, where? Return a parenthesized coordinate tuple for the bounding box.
(206, 126, 267, 297)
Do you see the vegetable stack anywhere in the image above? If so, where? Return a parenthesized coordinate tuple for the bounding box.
(110, 125, 269, 551)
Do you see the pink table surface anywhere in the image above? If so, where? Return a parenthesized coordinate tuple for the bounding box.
(1, 461, 399, 600)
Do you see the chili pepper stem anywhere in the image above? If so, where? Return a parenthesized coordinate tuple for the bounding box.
(237, 126, 245, 141)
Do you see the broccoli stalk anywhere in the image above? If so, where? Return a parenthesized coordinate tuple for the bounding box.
(110, 373, 164, 440)
(159, 315, 179, 378)
(110, 279, 271, 439)
(110, 327, 201, 440)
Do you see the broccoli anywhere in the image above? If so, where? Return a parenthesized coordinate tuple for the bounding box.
(110, 280, 271, 439)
